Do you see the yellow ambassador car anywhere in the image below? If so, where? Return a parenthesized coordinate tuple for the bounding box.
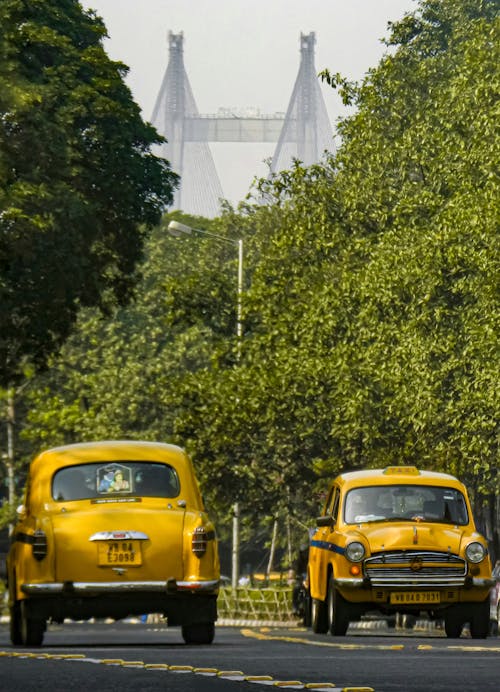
(6, 441, 220, 646)
(308, 466, 493, 638)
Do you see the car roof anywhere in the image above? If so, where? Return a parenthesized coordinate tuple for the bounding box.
(29, 440, 192, 477)
(335, 466, 465, 491)
(33, 439, 183, 460)
(26, 440, 204, 510)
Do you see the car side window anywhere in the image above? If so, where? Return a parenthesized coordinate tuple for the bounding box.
(322, 486, 340, 525)
(322, 487, 334, 516)
(331, 487, 340, 523)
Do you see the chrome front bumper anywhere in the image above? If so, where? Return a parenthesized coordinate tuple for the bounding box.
(22, 579, 220, 596)
(334, 577, 494, 589)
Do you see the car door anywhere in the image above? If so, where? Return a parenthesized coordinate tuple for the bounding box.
(309, 485, 341, 601)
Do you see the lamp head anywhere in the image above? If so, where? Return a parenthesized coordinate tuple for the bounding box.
(167, 220, 193, 237)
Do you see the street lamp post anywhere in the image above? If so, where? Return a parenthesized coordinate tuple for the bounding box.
(167, 220, 243, 589)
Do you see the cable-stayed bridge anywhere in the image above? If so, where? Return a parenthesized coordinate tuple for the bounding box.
(151, 32, 334, 218)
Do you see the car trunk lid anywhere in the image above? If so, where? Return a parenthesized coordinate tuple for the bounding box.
(50, 501, 185, 583)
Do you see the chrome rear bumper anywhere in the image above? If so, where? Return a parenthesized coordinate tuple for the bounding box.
(22, 579, 220, 596)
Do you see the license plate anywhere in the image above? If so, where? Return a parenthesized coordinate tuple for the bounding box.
(390, 591, 440, 604)
(97, 540, 142, 566)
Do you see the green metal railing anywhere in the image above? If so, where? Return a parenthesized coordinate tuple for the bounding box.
(217, 586, 297, 623)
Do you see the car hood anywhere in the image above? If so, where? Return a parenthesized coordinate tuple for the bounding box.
(354, 522, 464, 554)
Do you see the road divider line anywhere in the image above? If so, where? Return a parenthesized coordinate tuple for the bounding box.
(447, 645, 500, 653)
(241, 627, 404, 652)
(194, 667, 218, 674)
(0, 650, 374, 690)
(169, 664, 193, 672)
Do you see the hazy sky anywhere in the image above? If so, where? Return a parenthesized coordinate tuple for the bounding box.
(80, 0, 417, 205)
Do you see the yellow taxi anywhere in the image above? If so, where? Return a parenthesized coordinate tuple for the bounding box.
(6, 440, 220, 646)
(308, 466, 493, 638)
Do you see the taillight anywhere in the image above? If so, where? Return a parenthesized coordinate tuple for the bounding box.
(191, 527, 208, 557)
(32, 530, 48, 561)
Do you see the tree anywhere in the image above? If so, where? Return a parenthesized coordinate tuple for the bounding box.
(177, 0, 499, 525)
(9, 0, 499, 562)
(0, 0, 177, 387)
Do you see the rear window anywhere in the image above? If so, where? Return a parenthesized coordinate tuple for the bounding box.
(52, 462, 180, 501)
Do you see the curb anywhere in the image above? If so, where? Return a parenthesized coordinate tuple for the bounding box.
(0, 614, 437, 630)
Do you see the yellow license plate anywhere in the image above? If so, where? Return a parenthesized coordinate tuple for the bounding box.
(97, 540, 142, 566)
(390, 591, 440, 604)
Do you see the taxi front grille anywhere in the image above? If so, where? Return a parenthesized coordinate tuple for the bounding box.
(364, 551, 467, 587)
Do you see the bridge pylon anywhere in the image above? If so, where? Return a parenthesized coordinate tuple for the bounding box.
(152, 32, 334, 217)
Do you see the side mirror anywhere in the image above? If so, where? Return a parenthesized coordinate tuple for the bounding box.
(316, 515, 334, 528)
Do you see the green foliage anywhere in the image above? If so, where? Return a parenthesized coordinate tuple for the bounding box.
(0, 0, 177, 387)
(6, 0, 499, 562)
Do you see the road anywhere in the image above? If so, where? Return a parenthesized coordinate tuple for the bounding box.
(0, 619, 499, 692)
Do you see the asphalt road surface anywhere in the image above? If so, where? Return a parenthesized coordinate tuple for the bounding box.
(0, 619, 499, 692)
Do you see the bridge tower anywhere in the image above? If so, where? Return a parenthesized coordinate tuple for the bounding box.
(271, 32, 332, 174)
(151, 32, 224, 217)
(151, 32, 333, 218)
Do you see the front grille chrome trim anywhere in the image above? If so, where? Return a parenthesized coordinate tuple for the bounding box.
(367, 576, 467, 587)
(364, 550, 467, 588)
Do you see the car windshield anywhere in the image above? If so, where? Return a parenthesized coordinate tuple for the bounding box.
(343, 485, 468, 525)
(52, 461, 180, 501)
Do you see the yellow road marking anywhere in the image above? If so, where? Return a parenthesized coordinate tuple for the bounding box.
(0, 650, 374, 690)
(169, 664, 193, 671)
(242, 628, 404, 651)
(273, 682, 303, 687)
(447, 645, 500, 652)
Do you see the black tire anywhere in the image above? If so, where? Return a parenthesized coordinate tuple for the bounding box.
(444, 605, 464, 638)
(470, 600, 490, 639)
(10, 601, 22, 646)
(181, 622, 215, 644)
(311, 596, 328, 634)
(327, 575, 350, 636)
(20, 600, 45, 646)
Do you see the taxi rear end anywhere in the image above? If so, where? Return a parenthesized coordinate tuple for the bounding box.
(7, 441, 219, 646)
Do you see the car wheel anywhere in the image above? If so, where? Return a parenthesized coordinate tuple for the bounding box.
(10, 600, 23, 646)
(444, 605, 464, 638)
(181, 622, 215, 645)
(327, 575, 350, 636)
(20, 600, 45, 646)
(470, 599, 490, 639)
(311, 596, 328, 634)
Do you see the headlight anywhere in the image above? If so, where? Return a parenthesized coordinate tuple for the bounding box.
(465, 541, 486, 563)
(345, 541, 365, 562)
